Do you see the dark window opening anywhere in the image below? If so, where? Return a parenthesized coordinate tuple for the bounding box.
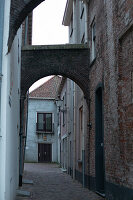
(37, 113, 52, 132)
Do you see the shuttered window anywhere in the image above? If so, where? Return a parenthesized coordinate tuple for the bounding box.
(37, 113, 52, 132)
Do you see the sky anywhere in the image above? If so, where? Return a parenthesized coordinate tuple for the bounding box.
(29, 0, 68, 93)
(32, 0, 68, 45)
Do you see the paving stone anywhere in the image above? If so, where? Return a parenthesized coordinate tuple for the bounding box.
(16, 163, 104, 200)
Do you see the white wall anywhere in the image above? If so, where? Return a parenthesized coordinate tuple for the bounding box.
(25, 99, 58, 163)
(0, 0, 22, 199)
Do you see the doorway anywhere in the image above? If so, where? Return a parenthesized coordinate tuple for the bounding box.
(38, 143, 52, 163)
(95, 87, 105, 195)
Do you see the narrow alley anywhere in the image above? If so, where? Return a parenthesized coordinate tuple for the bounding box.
(16, 163, 104, 200)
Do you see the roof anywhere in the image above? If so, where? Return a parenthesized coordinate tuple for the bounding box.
(29, 76, 62, 99)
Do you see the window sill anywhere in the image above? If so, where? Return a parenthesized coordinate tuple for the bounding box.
(89, 57, 96, 68)
(36, 131, 54, 134)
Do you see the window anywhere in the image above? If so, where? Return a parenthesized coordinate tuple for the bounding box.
(81, 33, 85, 44)
(70, 15, 73, 37)
(80, 1, 84, 19)
(91, 19, 96, 61)
(37, 113, 52, 132)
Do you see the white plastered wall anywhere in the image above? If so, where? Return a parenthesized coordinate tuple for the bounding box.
(0, 0, 22, 199)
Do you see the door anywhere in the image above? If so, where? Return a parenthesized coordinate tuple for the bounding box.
(95, 87, 105, 195)
(38, 143, 52, 162)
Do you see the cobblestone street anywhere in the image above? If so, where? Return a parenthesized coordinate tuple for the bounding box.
(16, 163, 104, 200)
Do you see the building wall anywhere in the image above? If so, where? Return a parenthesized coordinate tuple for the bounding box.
(74, 84, 88, 183)
(25, 98, 58, 163)
(60, 79, 67, 169)
(60, 78, 74, 172)
(0, 0, 22, 199)
(87, 0, 133, 198)
(67, 0, 89, 185)
(64, 0, 133, 199)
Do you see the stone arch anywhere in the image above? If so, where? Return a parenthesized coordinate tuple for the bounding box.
(21, 44, 90, 105)
(8, 0, 45, 50)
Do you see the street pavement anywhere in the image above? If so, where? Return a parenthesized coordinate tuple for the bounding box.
(16, 163, 104, 200)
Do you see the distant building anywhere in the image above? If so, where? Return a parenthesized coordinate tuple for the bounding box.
(25, 76, 61, 163)
(62, 0, 89, 186)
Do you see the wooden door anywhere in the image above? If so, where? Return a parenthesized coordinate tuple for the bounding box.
(95, 87, 105, 195)
(38, 143, 52, 163)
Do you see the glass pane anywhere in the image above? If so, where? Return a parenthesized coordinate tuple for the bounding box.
(37, 113, 44, 130)
(46, 114, 52, 132)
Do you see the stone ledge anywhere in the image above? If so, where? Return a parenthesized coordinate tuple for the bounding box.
(16, 190, 31, 197)
(22, 44, 89, 51)
(22, 179, 33, 184)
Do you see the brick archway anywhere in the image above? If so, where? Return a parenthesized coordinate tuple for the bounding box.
(8, 0, 45, 50)
(21, 44, 90, 104)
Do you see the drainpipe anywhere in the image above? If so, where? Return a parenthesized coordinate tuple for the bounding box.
(23, 90, 29, 160)
(82, 98, 86, 188)
(82, 0, 88, 188)
(19, 15, 29, 186)
(73, 82, 76, 180)
(19, 95, 25, 186)
(67, 79, 71, 173)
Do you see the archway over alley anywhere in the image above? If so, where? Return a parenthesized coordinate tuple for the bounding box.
(21, 44, 90, 104)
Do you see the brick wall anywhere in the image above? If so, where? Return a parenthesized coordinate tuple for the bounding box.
(87, 0, 133, 198)
(21, 45, 90, 100)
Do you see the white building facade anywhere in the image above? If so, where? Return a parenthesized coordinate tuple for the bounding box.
(25, 98, 59, 163)
(25, 76, 61, 163)
(0, 0, 22, 199)
(62, 0, 89, 186)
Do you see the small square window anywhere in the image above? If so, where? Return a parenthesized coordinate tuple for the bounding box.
(37, 113, 52, 132)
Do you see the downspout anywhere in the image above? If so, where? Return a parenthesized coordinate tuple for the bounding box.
(82, 0, 88, 188)
(59, 106, 61, 166)
(67, 80, 70, 173)
(24, 90, 29, 159)
(19, 95, 25, 186)
(19, 16, 29, 186)
(82, 98, 86, 188)
(73, 82, 76, 180)
(0, 0, 5, 136)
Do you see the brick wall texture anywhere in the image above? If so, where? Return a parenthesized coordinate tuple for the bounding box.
(87, 0, 133, 198)
(21, 45, 90, 99)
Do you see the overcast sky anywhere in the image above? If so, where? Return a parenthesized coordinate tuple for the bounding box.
(32, 0, 68, 45)
(30, 0, 68, 92)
